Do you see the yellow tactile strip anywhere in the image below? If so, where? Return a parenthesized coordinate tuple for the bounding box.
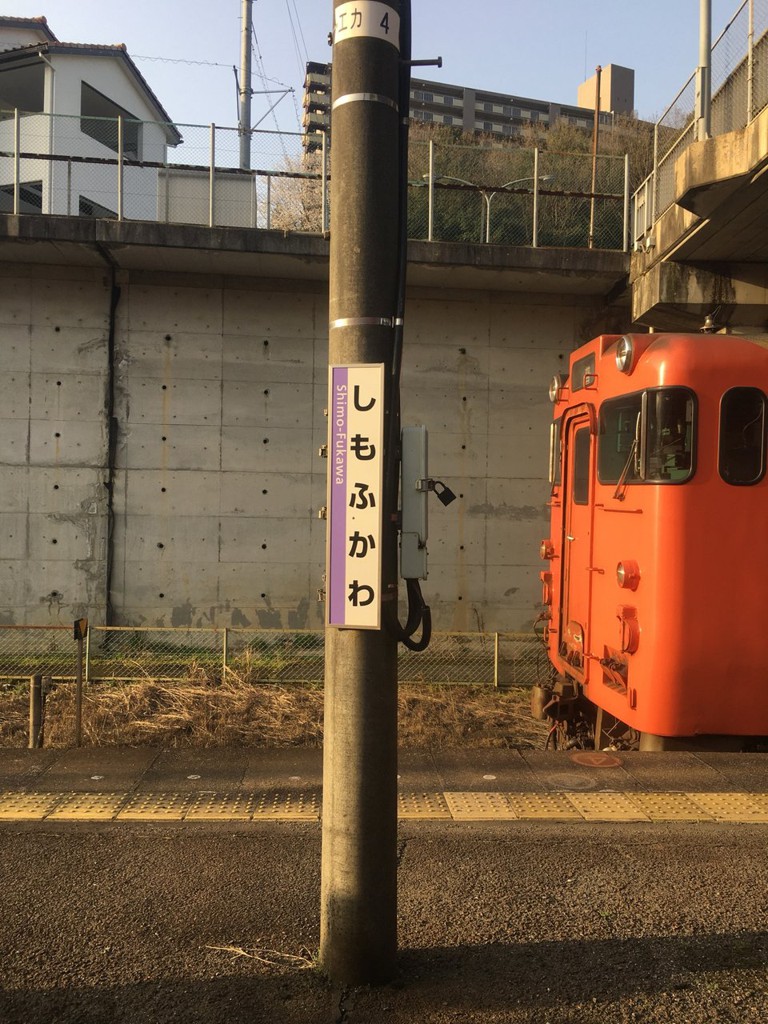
(3, 790, 768, 823)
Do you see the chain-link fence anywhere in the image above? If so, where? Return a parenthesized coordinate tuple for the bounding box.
(408, 138, 627, 248)
(633, 0, 768, 245)
(0, 625, 543, 689)
(0, 107, 627, 249)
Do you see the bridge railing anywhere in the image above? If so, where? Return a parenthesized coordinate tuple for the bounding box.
(0, 108, 629, 250)
(632, 0, 768, 247)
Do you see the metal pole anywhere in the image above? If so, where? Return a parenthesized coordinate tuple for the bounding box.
(239, 0, 253, 170)
(321, 0, 401, 986)
(484, 192, 491, 244)
(427, 138, 434, 241)
(29, 675, 42, 749)
(13, 109, 20, 215)
(321, 129, 329, 232)
(748, 0, 755, 122)
(117, 115, 124, 221)
(222, 627, 229, 679)
(75, 634, 84, 747)
(266, 174, 271, 229)
(651, 123, 659, 225)
(493, 632, 499, 688)
(209, 123, 216, 227)
(696, 0, 712, 141)
(623, 153, 630, 253)
(532, 147, 540, 248)
(588, 65, 602, 249)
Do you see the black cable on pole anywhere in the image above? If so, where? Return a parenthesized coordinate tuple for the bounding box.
(382, 0, 432, 653)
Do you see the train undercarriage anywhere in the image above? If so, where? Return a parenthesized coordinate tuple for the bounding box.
(531, 675, 767, 753)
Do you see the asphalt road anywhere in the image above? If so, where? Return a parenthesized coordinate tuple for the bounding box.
(1, 820, 768, 1023)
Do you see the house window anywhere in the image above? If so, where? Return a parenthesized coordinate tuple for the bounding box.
(444, 95, 453, 106)
(81, 82, 141, 159)
(443, 115, 453, 125)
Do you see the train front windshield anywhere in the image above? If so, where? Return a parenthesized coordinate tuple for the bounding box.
(598, 387, 695, 486)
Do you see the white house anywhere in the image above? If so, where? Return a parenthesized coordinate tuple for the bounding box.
(0, 15, 181, 219)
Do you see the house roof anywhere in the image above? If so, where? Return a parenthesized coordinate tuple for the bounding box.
(0, 15, 58, 42)
(0, 40, 182, 145)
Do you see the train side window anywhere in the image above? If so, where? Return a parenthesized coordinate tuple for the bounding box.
(597, 394, 642, 484)
(645, 388, 695, 483)
(719, 387, 766, 485)
(572, 427, 590, 504)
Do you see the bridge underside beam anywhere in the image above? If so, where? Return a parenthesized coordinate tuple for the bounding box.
(632, 260, 768, 333)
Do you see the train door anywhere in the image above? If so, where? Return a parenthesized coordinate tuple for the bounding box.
(558, 407, 595, 678)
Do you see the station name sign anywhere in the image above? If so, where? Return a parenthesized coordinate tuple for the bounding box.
(327, 364, 385, 629)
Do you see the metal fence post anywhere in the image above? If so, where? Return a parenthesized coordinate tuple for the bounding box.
(209, 123, 216, 228)
(651, 122, 659, 226)
(117, 115, 124, 221)
(13, 108, 20, 215)
(266, 174, 271, 229)
(222, 627, 229, 679)
(623, 153, 630, 253)
(748, 0, 755, 122)
(29, 674, 42, 749)
(85, 625, 91, 685)
(493, 632, 500, 688)
(427, 138, 434, 241)
(532, 147, 540, 248)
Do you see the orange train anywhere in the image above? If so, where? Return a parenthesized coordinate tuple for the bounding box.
(535, 332, 768, 751)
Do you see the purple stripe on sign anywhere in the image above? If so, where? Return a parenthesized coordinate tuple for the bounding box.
(329, 367, 348, 625)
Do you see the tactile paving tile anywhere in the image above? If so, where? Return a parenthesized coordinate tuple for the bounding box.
(444, 791, 518, 820)
(0, 792, 63, 820)
(398, 792, 451, 819)
(185, 793, 255, 821)
(564, 792, 650, 822)
(47, 792, 129, 821)
(630, 792, 715, 821)
(687, 792, 768, 822)
(506, 792, 583, 820)
(251, 791, 320, 820)
(116, 792, 191, 821)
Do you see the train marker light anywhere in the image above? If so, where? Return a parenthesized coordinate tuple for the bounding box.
(615, 335, 635, 374)
(616, 560, 640, 590)
(548, 373, 568, 403)
(540, 539, 555, 560)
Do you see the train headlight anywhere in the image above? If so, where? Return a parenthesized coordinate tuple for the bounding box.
(548, 373, 567, 403)
(616, 560, 640, 590)
(540, 539, 555, 560)
(615, 335, 635, 374)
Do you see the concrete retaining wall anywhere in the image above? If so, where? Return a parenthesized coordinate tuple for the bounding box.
(0, 262, 601, 632)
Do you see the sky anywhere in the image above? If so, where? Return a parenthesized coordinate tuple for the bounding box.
(6, 0, 742, 132)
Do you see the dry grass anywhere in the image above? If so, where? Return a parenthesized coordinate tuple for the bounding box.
(0, 674, 546, 750)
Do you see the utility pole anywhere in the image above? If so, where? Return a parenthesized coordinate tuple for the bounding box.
(696, 0, 712, 141)
(320, 0, 403, 986)
(239, 0, 253, 170)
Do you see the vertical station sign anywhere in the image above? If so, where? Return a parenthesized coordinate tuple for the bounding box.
(327, 363, 385, 628)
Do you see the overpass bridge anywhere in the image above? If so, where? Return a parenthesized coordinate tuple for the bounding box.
(631, 0, 768, 333)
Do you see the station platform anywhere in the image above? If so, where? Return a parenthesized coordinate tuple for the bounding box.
(2, 746, 768, 823)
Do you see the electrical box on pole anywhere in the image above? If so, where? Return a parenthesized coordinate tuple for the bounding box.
(400, 425, 428, 580)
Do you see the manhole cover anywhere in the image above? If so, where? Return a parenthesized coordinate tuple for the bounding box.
(569, 751, 623, 768)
